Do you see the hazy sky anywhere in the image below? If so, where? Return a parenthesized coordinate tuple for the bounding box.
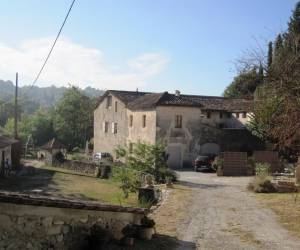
(0, 0, 297, 95)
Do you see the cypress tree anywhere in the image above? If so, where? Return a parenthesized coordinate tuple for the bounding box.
(274, 34, 283, 59)
(267, 41, 273, 69)
(288, 1, 300, 35)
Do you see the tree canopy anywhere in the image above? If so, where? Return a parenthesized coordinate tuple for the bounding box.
(223, 67, 263, 99)
(241, 1, 300, 156)
(53, 86, 95, 149)
(3, 86, 97, 150)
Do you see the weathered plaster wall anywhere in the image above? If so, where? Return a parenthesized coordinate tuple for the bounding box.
(156, 106, 261, 168)
(127, 110, 157, 145)
(156, 106, 203, 168)
(0, 197, 145, 250)
(94, 94, 128, 157)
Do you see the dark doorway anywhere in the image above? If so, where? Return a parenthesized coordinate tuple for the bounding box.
(0, 151, 5, 176)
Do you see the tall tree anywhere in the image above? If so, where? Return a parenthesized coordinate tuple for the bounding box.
(248, 1, 300, 156)
(267, 41, 273, 70)
(53, 86, 94, 149)
(4, 108, 55, 146)
(287, 1, 300, 53)
(288, 1, 300, 35)
(223, 68, 263, 99)
(274, 34, 284, 59)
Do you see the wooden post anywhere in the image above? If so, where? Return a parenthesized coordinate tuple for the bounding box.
(14, 72, 18, 139)
(296, 157, 300, 184)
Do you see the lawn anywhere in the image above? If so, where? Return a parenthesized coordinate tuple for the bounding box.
(256, 193, 300, 238)
(0, 164, 138, 207)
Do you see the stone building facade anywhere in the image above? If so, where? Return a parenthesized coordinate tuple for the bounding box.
(94, 90, 263, 169)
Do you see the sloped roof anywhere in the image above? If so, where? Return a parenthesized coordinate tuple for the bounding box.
(41, 138, 66, 150)
(127, 92, 167, 110)
(0, 135, 18, 148)
(98, 90, 253, 112)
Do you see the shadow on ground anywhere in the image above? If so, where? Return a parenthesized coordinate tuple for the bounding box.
(0, 167, 57, 193)
(101, 234, 196, 250)
(178, 180, 226, 190)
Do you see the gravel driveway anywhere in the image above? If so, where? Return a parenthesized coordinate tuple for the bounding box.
(175, 171, 300, 250)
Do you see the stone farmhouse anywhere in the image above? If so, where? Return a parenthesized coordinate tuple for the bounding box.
(94, 90, 263, 168)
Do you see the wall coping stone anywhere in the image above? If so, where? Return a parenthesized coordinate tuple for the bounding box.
(0, 191, 147, 215)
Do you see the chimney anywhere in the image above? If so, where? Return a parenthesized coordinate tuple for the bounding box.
(175, 90, 180, 97)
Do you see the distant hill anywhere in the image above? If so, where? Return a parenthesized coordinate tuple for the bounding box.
(0, 80, 104, 107)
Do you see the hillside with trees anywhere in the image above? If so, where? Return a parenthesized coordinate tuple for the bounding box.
(1, 84, 100, 149)
(0, 79, 103, 107)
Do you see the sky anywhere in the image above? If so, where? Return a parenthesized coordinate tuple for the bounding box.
(0, 0, 298, 95)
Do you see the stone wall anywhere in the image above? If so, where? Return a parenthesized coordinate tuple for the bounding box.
(56, 160, 98, 175)
(0, 192, 146, 250)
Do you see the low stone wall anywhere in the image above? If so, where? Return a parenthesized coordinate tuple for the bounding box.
(55, 160, 98, 175)
(0, 192, 147, 250)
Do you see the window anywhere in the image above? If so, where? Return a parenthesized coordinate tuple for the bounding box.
(206, 111, 211, 119)
(112, 122, 118, 134)
(115, 101, 118, 112)
(106, 96, 112, 108)
(242, 112, 247, 118)
(102, 122, 109, 133)
(175, 115, 182, 128)
(129, 115, 133, 127)
(219, 112, 223, 119)
(142, 115, 146, 128)
(227, 112, 231, 118)
(129, 143, 133, 153)
(236, 112, 240, 118)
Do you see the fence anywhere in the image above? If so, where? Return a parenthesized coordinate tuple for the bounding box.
(253, 151, 280, 173)
(220, 152, 248, 176)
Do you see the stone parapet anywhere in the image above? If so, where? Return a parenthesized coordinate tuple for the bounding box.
(0, 191, 147, 249)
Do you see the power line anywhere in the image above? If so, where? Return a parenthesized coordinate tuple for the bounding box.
(31, 0, 76, 88)
(0, 0, 76, 108)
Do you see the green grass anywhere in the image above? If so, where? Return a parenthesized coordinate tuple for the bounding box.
(0, 164, 138, 207)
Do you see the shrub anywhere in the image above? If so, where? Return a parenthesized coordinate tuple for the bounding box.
(113, 167, 142, 198)
(114, 142, 169, 183)
(255, 162, 271, 176)
(248, 176, 277, 193)
(212, 156, 223, 169)
(160, 168, 178, 183)
(71, 153, 87, 162)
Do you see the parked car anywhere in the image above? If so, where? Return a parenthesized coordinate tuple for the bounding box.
(193, 154, 216, 172)
(94, 152, 113, 163)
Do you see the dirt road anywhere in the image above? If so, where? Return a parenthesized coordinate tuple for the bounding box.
(158, 171, 300, 250)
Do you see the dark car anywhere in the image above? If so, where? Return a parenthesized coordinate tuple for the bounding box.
(193, 155, 216, 172)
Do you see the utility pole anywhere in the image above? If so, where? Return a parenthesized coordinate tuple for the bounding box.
(14, 72, 18, 139)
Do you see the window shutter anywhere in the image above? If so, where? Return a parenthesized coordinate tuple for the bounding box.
(112, 122, 115, 133)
